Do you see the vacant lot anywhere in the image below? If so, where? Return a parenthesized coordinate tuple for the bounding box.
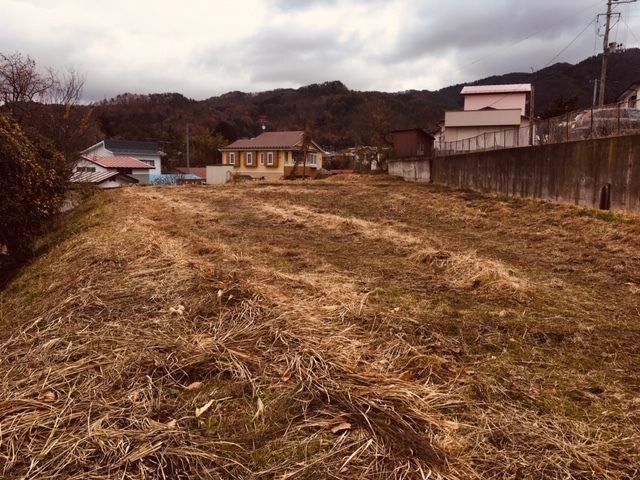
(1, 175, 639, 479)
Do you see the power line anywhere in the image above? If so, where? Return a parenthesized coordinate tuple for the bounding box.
(471, 18, 597, 113)
(543, 19, 596, 69)
(435, 1, 603, 83)
(620, 13, 640, 46)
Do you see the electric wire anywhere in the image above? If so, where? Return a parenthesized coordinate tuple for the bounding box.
(479, 19, 596, 112)
(435, 1, 603, 84)
(543, 19, 597, 69)
(620, 14, 640, 47)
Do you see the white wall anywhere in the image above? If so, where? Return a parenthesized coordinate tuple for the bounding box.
(206, 165, 235, 184)
(130, 153, 162, 176)
(389, 158, 431, 182)
(74, 158, 108, 172)
(464, 93, 528, 114)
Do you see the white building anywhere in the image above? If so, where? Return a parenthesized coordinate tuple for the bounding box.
(71, 155, 153, 188)
(440, 84, 532, 152)
(81, 140, 165, 183)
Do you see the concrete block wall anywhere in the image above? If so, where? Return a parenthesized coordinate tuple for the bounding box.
(425, 135, 640, 213)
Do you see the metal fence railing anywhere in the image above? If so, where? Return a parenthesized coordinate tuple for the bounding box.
(436, 101, 640, 156)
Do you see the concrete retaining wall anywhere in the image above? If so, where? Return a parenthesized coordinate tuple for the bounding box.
(388, 156, 432, 182)
(411, 135, 640, 213)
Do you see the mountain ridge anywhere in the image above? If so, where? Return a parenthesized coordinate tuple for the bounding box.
(95, 48, 640, 161)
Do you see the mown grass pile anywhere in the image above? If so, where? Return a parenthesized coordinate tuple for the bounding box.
(1, 176, 639, 479)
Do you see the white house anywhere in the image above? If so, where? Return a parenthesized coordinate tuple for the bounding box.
(81, 140, 165, 183)
(71, 155, 153, 188)
(440, 84, 532, 152)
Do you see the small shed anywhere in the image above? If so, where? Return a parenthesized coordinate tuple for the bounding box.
(391, 128, 434, 158)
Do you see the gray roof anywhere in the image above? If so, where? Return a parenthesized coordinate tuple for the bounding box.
(103, 140, 164, 156)
(70, 171, 139, 185)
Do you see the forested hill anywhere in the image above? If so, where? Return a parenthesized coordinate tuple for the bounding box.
(94, 48, 640, 161)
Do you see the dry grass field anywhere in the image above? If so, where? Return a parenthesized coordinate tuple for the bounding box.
(1, 175, 639, 479)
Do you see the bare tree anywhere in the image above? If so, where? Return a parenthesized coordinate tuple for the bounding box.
(46, 65, 86, 106)
(288, 127, 314, 179)
(0, 52, 54, 122)
(351, 99, 395, 172)
(0, 51, 98, 159)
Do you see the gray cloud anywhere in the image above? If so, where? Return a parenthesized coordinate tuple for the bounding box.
(1, 0, 637, 101)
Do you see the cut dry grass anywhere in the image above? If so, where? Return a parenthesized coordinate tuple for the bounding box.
(1, 177, 639, 479)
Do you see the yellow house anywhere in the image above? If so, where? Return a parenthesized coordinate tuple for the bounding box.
(219, 131, 323, 180)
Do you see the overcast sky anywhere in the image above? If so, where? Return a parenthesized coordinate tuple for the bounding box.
(2, 0, 639, 102)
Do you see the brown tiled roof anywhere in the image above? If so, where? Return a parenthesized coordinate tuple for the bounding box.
(81, 155, 153, 169)
(220, 131, 305, 150)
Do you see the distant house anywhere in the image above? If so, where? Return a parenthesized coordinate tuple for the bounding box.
(617, 81, 640, 108)
(218, 131, 323, 180)
(175, 167, 207, 180)
(391, 128, 434, 158)
(81, 140, 165, 183)
(440, 84, 532, 151)
(71, 155, 153, 188)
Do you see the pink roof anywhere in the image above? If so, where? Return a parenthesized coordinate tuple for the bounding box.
(81, 155, 152, 169)
(461, 84, 531, 95)
(221, 131, 306, 150)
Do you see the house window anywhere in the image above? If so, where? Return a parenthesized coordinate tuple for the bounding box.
(141, 160, 155, 167)
(76, 166, 96, 172)
(267, 152, 274, 166)
(417, 143, 425, 155)
(260, 152, 265, 165)
(117, 168, 132, 175)
(230, 153, 235, 165)
(308, 153, 317, 165)
(247, 152, 253, 166)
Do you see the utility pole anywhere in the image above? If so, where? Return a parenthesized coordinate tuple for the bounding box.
(598, 0, 637, 106)
(186, 123, 190, 174)
(598, 0, 614, 106)
(529, 85, 535, 145)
